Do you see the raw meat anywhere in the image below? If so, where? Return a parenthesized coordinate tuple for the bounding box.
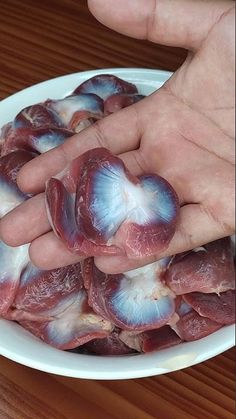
(0, 123, 12, 154)
(73, 74, 138, 99)
(45, 177, 120, 256)
(46, 147, 179, 258)
(171, 310, 222, 341)
(104, 93, 145, 115)
(81, 328, 135, 355)
(0, 151, 34, 314)
(0, 73, 234, 355)
(0, 151, 110, 350)
(83, 258, 176, 331)
(14, 104, 63, 129)
(1, 127, 74, 156)
(0, 242, 29, 315)
(120, 326, 181, 353)
(165, 238, 235, 294)
(0, 150, 34, 216)
(183, 290, 235, 325)
(13, 262, 84, 314)
(20, 289, 113, 350)
(45, 94, 104, 131)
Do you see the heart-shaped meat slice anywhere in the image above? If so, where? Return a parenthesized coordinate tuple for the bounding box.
(0, 242, 29, 315)
(75, 148, 179, 258)
(120, 326, 181, 353)
(84, 258, 175, 331)
(14, 104, 62, 129)
(20, 290, 113, 350)
(1, 127, 74, 156)
(45, 94, 104, 130)
(74, 74, 138, 100)
(183, 290, 235, 325)
(165, 238, 235, 294)
(46, 148, 179, 257)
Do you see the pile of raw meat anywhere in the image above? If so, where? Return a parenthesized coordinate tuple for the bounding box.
(0, 74, 235, 356)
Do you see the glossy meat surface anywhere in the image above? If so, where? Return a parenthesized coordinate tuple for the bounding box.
(120, 326, 182, 353)
(73, 74, 138, 99)
(165, 238, 235, 294)
(1, 127, 74, 156)
(46, 147, 180, 258)
(84, 258, 176, 331)
(0, 74, 235, 355)
(183, 290, 235, 325)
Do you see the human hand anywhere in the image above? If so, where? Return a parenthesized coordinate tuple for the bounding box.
(0, 0, 235, 273)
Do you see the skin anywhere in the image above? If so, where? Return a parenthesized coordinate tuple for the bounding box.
(0, 0, 235, 273)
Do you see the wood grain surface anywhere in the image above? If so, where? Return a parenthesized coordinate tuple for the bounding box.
(0, 1, 235, 418)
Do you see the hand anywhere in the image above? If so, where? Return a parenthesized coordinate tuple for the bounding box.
(0, 0, 235, 273)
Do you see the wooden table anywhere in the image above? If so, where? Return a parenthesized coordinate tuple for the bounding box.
(0, 1, 235, 418)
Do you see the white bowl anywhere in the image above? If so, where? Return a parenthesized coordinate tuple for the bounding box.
(0, 68, 234, 379)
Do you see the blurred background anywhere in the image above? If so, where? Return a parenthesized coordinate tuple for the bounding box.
(0, 0, 187, 99)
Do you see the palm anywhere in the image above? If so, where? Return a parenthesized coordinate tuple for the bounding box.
(0, 1, 234, 272)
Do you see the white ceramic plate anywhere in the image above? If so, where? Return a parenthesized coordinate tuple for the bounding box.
(0, 68, 234, 380)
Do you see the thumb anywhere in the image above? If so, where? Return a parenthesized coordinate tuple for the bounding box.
(88, 0, 233, 50)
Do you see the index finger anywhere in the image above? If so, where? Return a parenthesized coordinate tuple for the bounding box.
(18, 104, 141, 194)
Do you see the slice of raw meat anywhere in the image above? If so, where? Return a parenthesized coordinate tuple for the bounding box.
(104, 94, 145, 115)
(165, 238, 235, 294)
(20, 290, 113, 350)
(73, 74, 138, 100)
(0, 150, 34, 216)
(183, 290, 235, 325)
(46, 148, 179, 258)
(1, 127, 74, 156)
(4, 256, 112, 349)
(77, 148, 179, 257)
(83, 258, 176, 331)
(120, 326, 181, 353)
(13, 262, 83, 314)
(45, 177, 120, 256)
(0, 241, 29, 315)
(81, 329, 135, 355)
(0, 151, 35, 314)
(0, 122, 12, 155)
(171, 310, 222, 341)
(0, 150, 34, 186)
(13, 104, 63, 129)
(45, 94, 104, 130)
